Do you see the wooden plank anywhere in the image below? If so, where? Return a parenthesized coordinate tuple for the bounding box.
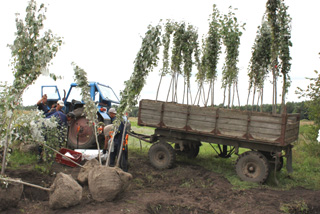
(250, 115, 282, 123)
(163, 111, 188, 120)
(250, 121, 282, 130)
(140, 115, 162, 126)
(189, 106, 217, 116)
(140, 109, 162, 117)
(287, 115, 299, 123)
(286, 122, 300, 131)
(164, 103, 189, 113)
(250, 132, 281, 142)
(188, 119, 216, 127)
(140, 100, 163, 111)
(217, 118, 248, 126)
(218, 129, 246, 138)
(248, 126, 281, 136)
(189, 114, 216, 122)
(285, 128, 299, 140)
(163, 117, 186, 129)
(217, 122, 248, 132)
(219, 109, 248, 120)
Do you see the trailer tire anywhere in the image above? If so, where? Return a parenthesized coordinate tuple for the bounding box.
(67, 108, 96, 149)
(174, 141, 200, 158)
(235, 151, 270, 183)
(148, 142, 175, 169)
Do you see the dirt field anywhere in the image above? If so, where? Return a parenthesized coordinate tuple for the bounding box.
(3, 151, 320, 214)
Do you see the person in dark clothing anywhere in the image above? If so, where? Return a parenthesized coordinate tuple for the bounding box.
(37, 94, 50, 114)
(45, 100, 67, 126)
(38, 100, 67, 162)
(106, 108, 128, 172)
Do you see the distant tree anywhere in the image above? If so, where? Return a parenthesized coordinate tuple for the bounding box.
(297, 68, 320, 127)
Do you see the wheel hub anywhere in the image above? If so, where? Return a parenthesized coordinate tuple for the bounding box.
(244, 162, 260, 178)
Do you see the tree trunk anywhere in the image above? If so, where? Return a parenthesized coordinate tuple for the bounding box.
(166, 75, 173, 102)
(281, 73, 286, 113)
(236, 81, 240, 107)
(1, 117, 13, 175)
(156, 75, 164, 101)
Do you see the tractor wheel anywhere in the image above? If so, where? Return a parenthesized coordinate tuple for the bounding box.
(148, 141, 175, 169)
(235, 151, 270, 183)
(67, 108, 96, 149)
(174, 141, 201, 158)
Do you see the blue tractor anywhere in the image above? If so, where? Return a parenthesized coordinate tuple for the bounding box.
(41, 82, 120, 149)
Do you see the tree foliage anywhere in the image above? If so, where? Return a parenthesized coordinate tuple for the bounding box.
(196, 4, 222, 106)
(117, 25, 162, 121)
(220, 7, 245, 108)
(72, 63, 102, 163)
(1, 0, 62, 174)
(297, 68, 320, 127)
(247, 19, 272, 110)
(266, 0, 292, 113)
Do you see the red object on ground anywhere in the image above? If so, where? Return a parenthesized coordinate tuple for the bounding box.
(55, 148, 82, 167)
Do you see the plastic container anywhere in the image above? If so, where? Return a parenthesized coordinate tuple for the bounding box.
(55, 148, 82, 167)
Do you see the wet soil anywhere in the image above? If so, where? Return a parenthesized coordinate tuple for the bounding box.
(2, 152, 320, 214)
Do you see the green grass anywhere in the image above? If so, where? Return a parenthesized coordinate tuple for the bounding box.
(128, 119, 320, 190)
(7, 149, 38, 169)
(6, 147, 53, 174)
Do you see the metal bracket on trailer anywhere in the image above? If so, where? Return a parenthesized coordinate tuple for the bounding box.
(285, 145, 293, 174)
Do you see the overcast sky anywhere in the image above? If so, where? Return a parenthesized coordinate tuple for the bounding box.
(1, 0, 319, 106)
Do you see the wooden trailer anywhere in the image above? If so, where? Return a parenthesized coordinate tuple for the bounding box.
(134, 99, 300, 183)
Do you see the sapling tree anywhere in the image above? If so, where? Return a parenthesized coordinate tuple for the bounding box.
(72, 63, 102, 164)
(1, 0, 62, 175)
(247, 19, 272, 111)
(197, 4, 222, 106)
(156, 20, 174, 101)
(265, 0, 292, 113)
(117, 24, 162, 120)
(107, 24, 161, 167)
(220, 7, 245, 108)
(278, 1, 292, 113)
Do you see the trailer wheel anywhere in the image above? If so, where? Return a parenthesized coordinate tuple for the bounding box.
(148, 142, 175, 169)
(235, 151, 270, 183)
(67, 108, 96, 149)
(174, 141, 201, 158)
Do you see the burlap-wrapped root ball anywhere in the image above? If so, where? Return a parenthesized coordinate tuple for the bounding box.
(0, 178, 23, 211)
(88, 165, 132, 202)
(77, 158, 99, 185)
(49, 172, 82, 209)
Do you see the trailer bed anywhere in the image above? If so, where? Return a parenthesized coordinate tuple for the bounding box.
(138, 99, 300, 147)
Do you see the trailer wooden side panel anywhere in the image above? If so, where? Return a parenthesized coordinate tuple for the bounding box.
(138, 99, 300, 146)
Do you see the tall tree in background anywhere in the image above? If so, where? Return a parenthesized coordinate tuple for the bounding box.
(220, 7, 245, 108)
(296, 59, 320, 128)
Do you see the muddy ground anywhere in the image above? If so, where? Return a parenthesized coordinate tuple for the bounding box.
(3, 151, 320, 214)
